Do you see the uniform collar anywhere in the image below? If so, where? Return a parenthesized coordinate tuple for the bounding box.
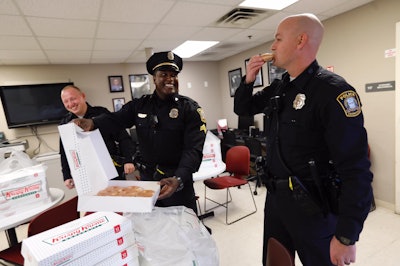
(290, 60, 320, 91)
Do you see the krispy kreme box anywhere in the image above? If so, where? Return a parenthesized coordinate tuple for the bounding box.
(21, 211, 134, 266)
(96, 245, 139, 266)
(62, 232, 137, 266)
(58, 123, 160, 213)
(0, 164, 50, 219)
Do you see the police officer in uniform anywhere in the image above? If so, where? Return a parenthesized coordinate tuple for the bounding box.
(60, 85, 135, 189)
(234, 14, 373, 266)
(74, 51, 207, 214)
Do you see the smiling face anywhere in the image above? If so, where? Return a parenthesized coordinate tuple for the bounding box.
(153, 70, 179, 100)
(60, 86, 88, 117)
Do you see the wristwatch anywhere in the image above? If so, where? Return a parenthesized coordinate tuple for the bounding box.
(174, 177, 184, 192)
(337, 236, 355, 246)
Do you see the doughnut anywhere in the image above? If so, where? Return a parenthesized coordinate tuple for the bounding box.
(96, 185, 154, 197)
(260, 53, 273, 62)
(137, 190, 154, 197)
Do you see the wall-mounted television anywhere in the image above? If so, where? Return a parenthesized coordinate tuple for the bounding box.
(0, 82, 73, 128)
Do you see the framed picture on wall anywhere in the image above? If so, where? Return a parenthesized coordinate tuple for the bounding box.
(129, 74, 151, 99)
(267, 61, 286, 84)
(108, 75, 124, 92)
(112, 97, 125, 112)
(245, 58, 263, 87)
(228, 68, 242, 97)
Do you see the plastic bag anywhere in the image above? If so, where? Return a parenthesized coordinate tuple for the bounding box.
(124, 206, 219, 266)
(0, 150, 38, 175)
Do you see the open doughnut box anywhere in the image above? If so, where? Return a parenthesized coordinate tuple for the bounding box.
(58, 123, 160, 213)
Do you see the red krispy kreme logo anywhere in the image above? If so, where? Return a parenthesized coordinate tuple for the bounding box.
(44, 216, 109, 245)
(121, 250, 128, 259)
(69, 150, 81, 170)
(4, 182, 42, 200)
(114, 224, 121, 233)
(117, 236, 124, 246)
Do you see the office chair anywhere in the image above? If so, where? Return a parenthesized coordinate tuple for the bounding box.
(0, 196, 80, 266)
(203, 145, 257, 225)
(244, 137, 264, 195)
(265, 237, 295, 266)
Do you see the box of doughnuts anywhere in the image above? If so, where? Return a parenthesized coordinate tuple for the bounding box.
(0, 164, 50, 219)
(21, 211, 136, 266)
(58, 123, 160, 213)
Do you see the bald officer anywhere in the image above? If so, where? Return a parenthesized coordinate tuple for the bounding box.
(74, 51, 207, 214)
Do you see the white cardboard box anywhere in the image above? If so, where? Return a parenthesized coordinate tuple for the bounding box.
(21, 211, 133, 266)
(96, 244, 139, 266)
(66, 231, 136, 265)
(58, 123, 160, 213)
(0, 164, 50, 218)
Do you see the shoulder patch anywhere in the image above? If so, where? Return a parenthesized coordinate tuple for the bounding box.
(336, 90, 361, 117)
(197, 108, 206, 123)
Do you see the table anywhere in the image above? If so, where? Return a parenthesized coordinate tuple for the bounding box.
(0, 187, 65, 247)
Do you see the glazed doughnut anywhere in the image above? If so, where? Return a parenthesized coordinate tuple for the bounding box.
(97, 185, 154, 197)
(137, 190, 154, 197)
(260, 53, 273, 62)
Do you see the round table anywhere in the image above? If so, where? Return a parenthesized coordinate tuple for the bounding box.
(0, 187, 65, 247)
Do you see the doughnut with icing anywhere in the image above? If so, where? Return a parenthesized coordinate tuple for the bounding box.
(97, 185, 154, 197)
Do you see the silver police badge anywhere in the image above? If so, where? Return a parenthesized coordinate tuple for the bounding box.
(169, 108, 179, 118)
(293, 93, 306, 110)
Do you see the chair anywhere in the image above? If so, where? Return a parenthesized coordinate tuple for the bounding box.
(0, 196, 80, 266)
(203, 145, 257, 225)
(266, 237, 295, 266)
(244, 137, 264, 195)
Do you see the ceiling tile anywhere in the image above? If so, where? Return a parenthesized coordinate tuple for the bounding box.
(16, 0, 101, 20)
(0, 15, 32, 35)
(27, 17, 97, 38)
(38, 37, 93, 50)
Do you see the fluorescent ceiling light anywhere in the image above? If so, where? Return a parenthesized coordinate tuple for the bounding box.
(173, 40, 219, 58)
(239, 0, 298, 10)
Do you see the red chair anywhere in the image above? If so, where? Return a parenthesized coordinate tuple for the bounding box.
(0, 196, 80, 266)
(266, 237, 295, 266)
(203, 145, 257, 224)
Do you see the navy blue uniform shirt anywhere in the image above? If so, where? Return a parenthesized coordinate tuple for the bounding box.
(234, 60, 373, 243)
(92, 92, 207, 183)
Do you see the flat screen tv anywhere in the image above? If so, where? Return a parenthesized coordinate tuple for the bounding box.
(0, 82, 73, 128)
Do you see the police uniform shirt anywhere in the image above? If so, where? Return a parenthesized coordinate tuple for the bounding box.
(234, 60, 373, 243)
(59, 103, 135, 181)
(92, 91, 207, 182)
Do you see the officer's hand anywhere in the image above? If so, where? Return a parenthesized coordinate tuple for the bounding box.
(330, 236, 356, 266)
(64, 178, 75, 189)
(158, 177, 180, 200)
(245, 54, 265, 84)
(73, 118, 94, 131)
(124, 163, 135, 174)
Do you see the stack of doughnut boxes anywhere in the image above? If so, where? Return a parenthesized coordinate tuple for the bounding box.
(22, 211, 139, 265)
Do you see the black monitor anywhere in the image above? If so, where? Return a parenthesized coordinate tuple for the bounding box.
(238, 115, 254, 133)
(0, 82, 73, 128)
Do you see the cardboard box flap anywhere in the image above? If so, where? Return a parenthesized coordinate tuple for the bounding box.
(58, 123, 118, 195)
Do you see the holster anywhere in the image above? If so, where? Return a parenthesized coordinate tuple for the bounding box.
(289, 176, 324, 216)
(322, 173, 341, 215)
